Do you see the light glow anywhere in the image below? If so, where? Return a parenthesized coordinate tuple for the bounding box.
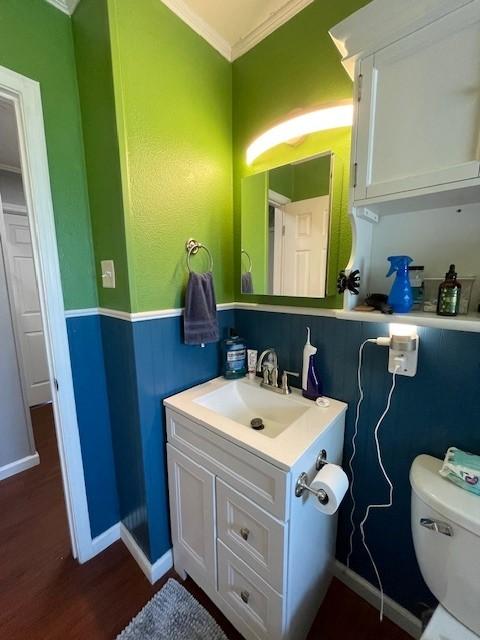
(389, 323, 418, 337)
(246, 103, 353, 165)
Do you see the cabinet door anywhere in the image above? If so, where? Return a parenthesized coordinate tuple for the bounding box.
(355, 1, 480, 202)
(167, 444, 216, 589)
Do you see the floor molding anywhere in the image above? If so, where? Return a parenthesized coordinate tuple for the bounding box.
(333, 561, 422, 639)
(0, 452, 39, 481)
(90, 522, 121, 557)
(120, 523, 173, 584)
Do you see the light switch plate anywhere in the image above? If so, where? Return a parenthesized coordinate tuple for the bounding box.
(101, 259, 115, 288)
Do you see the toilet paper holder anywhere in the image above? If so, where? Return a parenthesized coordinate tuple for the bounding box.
(295, 449, 330, 504)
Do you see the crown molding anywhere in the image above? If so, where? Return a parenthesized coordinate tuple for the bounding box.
(160, 0, 232, 60)
(231, 0, 314, 60)
(44, 0, 312, 59)
(44, 0, 80, 15)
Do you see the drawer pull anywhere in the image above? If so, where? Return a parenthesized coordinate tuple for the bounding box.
(240, 589, 250, 604)
(240, 527, 250, 541)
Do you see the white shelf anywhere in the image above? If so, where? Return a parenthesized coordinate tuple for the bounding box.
(337, 309, 480, 333)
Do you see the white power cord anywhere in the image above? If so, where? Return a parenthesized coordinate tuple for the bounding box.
(346, 339, 376, 568)
(346, 338, 401, 622)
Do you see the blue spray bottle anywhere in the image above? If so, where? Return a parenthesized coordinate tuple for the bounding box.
(386, 255, 413, 313)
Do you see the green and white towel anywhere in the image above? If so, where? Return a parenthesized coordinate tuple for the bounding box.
(439, 447, 480, 497)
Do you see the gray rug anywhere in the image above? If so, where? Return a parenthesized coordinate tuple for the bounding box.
(116, 579, 228, 639)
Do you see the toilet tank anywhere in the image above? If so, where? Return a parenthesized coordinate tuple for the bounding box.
(410, 455, 480, 636)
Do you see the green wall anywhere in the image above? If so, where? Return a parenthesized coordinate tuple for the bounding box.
(72, 0, 131, 311)
(233, 0, 370, 308)
(293, 154, 331, 201)
(241, 172, 268, 294)
(0, 0, 97, 310)
(107, 0, 233, 312)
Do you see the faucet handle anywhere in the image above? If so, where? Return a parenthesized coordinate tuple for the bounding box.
(281, 370, 299, 393)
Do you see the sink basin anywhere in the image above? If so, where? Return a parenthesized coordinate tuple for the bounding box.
(194, 378, 309, 438)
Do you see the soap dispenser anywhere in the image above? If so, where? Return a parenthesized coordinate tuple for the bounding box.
(302, 327, 323, 401)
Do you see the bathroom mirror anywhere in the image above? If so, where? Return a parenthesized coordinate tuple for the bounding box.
(240, 152, 333, 297)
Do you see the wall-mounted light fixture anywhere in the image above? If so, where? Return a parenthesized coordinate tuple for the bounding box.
(246, 102, 353, 165)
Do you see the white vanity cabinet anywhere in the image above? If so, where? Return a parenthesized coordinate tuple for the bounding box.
(165, 403, 346, 640)
(354, 0, 480, 204)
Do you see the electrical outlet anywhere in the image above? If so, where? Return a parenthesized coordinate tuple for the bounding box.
(101, 260, 115, 288)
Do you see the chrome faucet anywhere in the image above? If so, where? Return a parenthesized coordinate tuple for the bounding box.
(256, 348, 299, 395)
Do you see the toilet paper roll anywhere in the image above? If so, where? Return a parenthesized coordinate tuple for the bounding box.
(310, 464, 349, 515)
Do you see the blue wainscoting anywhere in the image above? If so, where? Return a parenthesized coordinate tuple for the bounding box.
(234, 309, 480, 617)
(66, 314, 119, 538)
(101, 309, 235, 563)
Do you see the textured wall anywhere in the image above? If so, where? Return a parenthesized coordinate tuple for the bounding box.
(66, 315, 119, 537)
(108, 0, 234, 313)
(232, 0, 371, 308)
(235, 309, 480, 616)
(0, 0, 97, 310)
(72, 0, 131, 312)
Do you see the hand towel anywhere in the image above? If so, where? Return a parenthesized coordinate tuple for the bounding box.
(439, 447, 480, 496)
(241, 271, 253, 294)
(184, 271, 219, 345)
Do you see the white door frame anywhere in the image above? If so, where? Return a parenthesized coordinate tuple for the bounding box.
(0, 64, 98, 563)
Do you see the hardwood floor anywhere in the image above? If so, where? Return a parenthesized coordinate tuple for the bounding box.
(0, 404, 412, 640)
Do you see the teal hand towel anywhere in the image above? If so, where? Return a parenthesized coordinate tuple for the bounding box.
(439, 447, 480, 496)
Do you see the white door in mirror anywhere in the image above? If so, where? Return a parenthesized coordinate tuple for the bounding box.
(280, 195, 329, 297)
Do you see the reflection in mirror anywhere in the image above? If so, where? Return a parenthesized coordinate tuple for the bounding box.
(241, 152, 333, 297)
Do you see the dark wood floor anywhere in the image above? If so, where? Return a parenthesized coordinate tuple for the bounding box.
(0, 404, 412, 639)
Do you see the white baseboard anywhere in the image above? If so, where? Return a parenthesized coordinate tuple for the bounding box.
(91, 522, 121, 557)
(120, 523, 173, 584)
(0, 452, 39, 481)
(333, 560, 422, 639)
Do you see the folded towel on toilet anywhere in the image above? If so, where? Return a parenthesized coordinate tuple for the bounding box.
(439, 447, 480, 496)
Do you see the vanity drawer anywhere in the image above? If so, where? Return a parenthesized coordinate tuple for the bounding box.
(166, 409, 289, 520)
(217, 540, 283, 640)
(216, 479, 286, 593)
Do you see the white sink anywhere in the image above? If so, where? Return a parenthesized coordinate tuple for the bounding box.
(164, 377, 347, 470)
(195, 378, 309, 438)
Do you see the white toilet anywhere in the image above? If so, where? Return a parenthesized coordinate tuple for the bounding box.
(410, 454, 480, 640)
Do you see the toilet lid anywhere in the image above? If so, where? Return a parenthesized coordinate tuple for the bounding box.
(422, 606, 479, 640)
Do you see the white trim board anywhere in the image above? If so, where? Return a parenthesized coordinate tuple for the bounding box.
(333, 561, 422, 639)
(65, 303, 480, 333)
(0, 452, 39, 481)
(231, 0, 314, 60)
(120, 524, 173, 584)
(91, 522, 121, 557)
(44, 0, 80, 15)
(44, 0, 312, 62)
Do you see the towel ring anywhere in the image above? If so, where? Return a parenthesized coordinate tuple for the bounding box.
(186, 238, 213, 273)
(241, 250, 252, 273)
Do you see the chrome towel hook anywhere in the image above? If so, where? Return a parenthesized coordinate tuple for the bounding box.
(185, 238, 213, 273)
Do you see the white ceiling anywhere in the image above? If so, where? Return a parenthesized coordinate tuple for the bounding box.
(0, 100, 21, 170)
(44, 0, 313, 61)
(162, 0, 314, 59)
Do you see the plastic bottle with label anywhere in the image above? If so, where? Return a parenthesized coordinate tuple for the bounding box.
(223, 329, 247, 379)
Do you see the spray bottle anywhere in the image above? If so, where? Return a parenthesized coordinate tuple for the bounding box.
(302, 327, 323, 401)
(386, 255, 413, 313)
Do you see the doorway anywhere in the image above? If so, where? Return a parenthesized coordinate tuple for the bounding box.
(0, 97, 52, 480)
(0, 64, 99, 563)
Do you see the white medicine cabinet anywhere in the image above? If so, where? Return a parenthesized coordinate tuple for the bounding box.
(330, 0, 480, 331)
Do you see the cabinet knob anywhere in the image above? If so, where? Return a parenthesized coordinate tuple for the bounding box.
(240, 590, 250, 604)
(240, 527, 250, 541)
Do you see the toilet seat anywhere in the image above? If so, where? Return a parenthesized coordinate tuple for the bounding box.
(422, 606, 479, 640)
